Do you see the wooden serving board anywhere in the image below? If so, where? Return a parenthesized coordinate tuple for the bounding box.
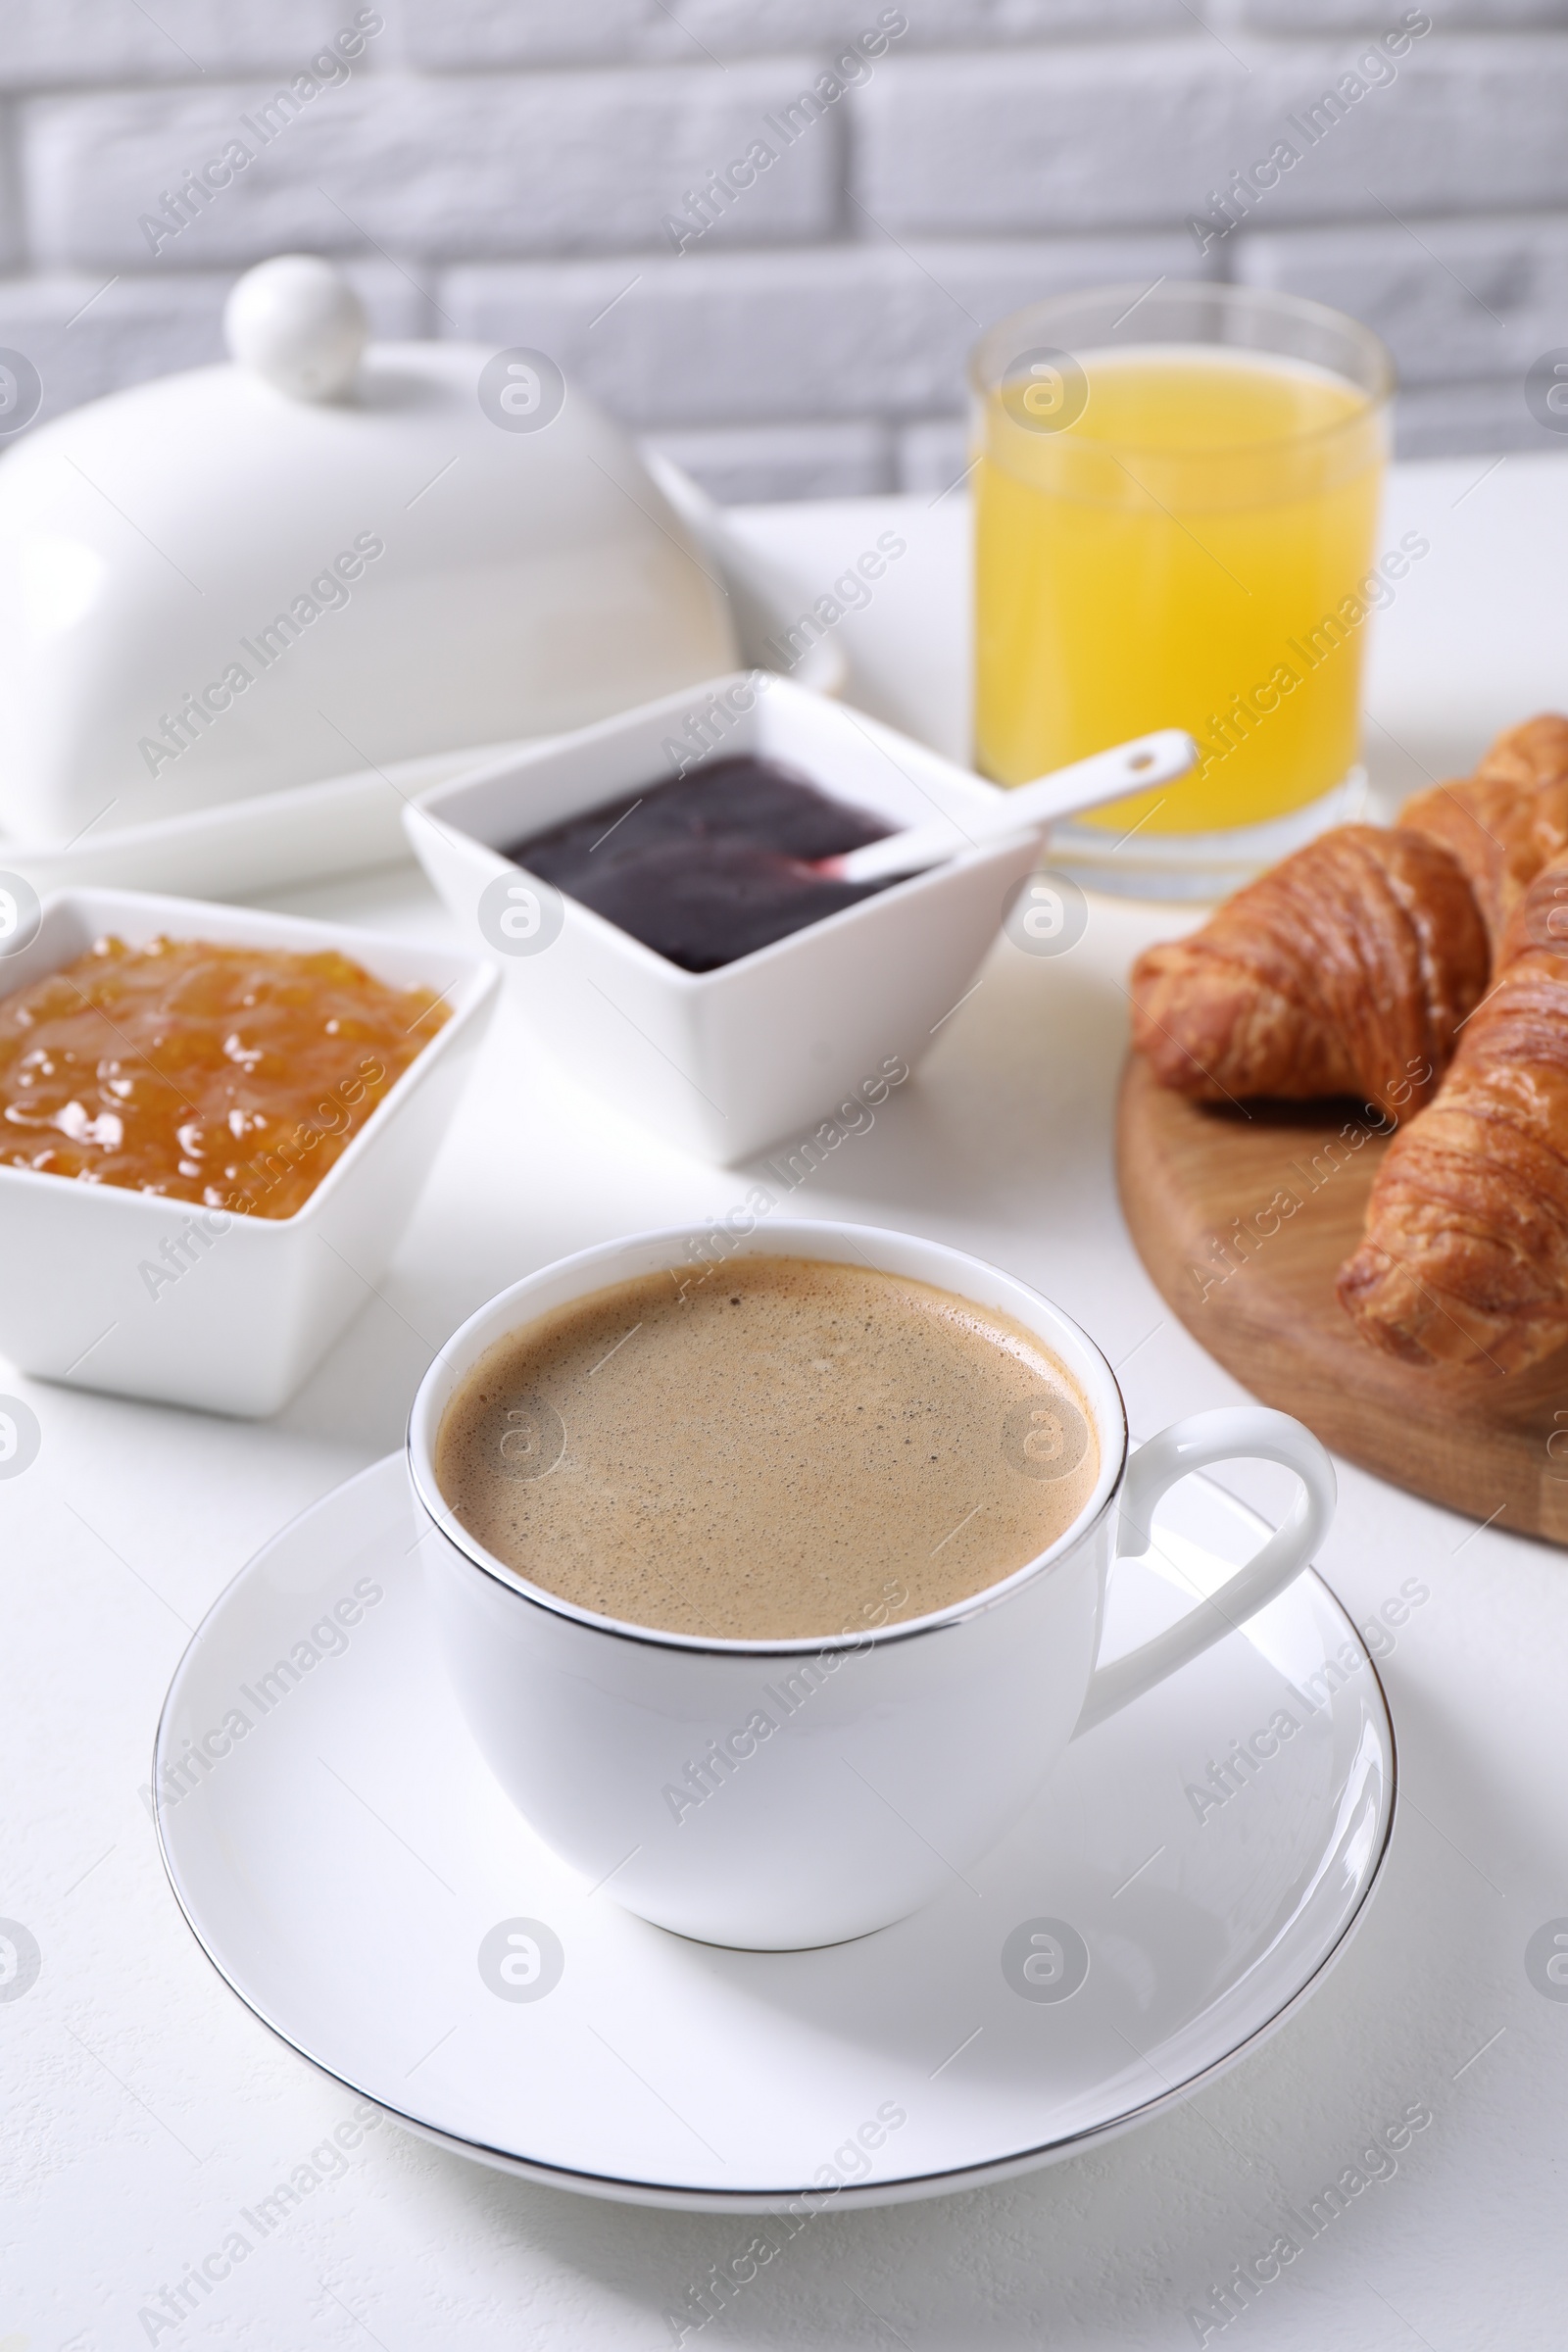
(1117, 1054, 1568, 1546)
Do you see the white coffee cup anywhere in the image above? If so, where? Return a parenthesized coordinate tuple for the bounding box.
(408, 1220, 1335, 1950)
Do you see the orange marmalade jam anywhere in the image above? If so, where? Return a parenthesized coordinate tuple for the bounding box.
(0, 936, 448, 1219)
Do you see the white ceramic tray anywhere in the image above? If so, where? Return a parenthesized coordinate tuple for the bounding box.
(0, 458, 844, 906)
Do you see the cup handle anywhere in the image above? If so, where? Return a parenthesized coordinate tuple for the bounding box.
(1072, 1405, 1336, 1740)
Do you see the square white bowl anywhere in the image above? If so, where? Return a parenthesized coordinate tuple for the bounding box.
(405, 672, 1039, 1164)
(0, 888, 498, 1417)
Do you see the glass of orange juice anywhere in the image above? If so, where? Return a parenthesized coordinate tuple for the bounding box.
(970, 283, 1394, 896)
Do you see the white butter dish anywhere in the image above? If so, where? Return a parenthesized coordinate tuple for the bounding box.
(0, 256, 753, 847)
(0, 453, 842, 906)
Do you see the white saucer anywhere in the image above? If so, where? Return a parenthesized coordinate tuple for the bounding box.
(153, 1454, 1395, 2213)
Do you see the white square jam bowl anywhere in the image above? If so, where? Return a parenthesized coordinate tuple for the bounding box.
(0, 887, 497, 1417)
(404, 672, 1043, 1165)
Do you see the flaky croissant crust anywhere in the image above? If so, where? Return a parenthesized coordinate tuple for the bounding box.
(1126, 711, 1568, 1374)
(1130, 823, 1489, 1113)
(1399, 714, 1568, 948)
(1338, 850, 1568, 1373)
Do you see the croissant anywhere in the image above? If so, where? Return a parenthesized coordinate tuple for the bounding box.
(1399, 713, 1568, 945)
(1338, 853, 1568, 1373)
(1128, 823, 1489, 1113)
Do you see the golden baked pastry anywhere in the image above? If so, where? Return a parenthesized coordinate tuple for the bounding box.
(1128, 823, 1489, 1113)
(1399, 713, 1568, 946)
(1338, 851, 1568, 1373)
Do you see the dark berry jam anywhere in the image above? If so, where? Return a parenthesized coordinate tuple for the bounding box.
(500, 755, 897, 973)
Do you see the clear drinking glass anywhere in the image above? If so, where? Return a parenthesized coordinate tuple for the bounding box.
(969, 282, 1395, 897)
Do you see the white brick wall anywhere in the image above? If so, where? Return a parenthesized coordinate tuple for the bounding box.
(442, 236, 1200, 424)
(1, 0, 1565, 499)
(24, 65, 840, 267)
(857, 36, 1568, 229)
(0, 1, 347, 89)
(1237, 219, 1568, 381)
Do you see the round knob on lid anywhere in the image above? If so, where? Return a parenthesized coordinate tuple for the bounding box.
(223, 255, 368, 402)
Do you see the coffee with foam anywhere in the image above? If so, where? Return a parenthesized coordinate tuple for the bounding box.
(434, 1254, 1099, 1641)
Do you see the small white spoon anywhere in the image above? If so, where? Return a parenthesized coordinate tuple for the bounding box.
(821, 727, 1198, 885)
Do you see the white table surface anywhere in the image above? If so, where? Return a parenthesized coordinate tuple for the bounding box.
(5, 452, 1568, 2352)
